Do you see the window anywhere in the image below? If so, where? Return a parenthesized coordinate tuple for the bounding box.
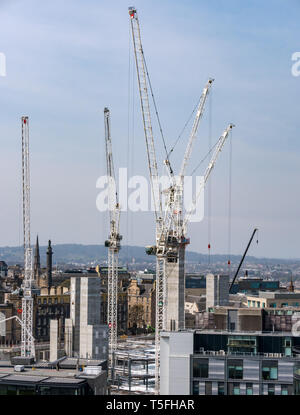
(192, 381, 199, 395)
(262, 361, 278, 380)
(270, 303, 276, 308)
(193, 359, 209, 378)
(248, 300, 251, 307)
(205, 382, 212, 395)
(246, 383, 253, 395)
(268, 384, 275, 395)
(43, 298, 47, 305)
(281, 303, 288, 308)
(262, 303, 265, 308)
(257, 301, 260, 308)
(233, 383, 240, 395)
(38, 298, 41, 305)
(55, 298, 58, 304)
(218, 383, 224, 396)
(228, 360, 243, 380)
(281, 385, 288, 395)
(48, 298, 52, 304)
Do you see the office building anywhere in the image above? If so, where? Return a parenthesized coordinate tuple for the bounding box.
(160, 329, 300, 395)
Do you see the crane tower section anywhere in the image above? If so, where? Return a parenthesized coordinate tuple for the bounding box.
(21, 116, 35, 359)
(104, 108, 122, 369)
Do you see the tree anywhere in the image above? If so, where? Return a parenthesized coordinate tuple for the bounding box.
(128, 304, 144, 333)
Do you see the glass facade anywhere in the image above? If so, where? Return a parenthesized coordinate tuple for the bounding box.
(246, 383, 253, 395)
(262, 360, 278, 380)
(193, 358, 208, 378)
(228, 360, 243, 380)
(228, 336, 256, 354)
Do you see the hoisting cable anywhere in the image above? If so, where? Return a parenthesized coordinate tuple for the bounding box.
(189, 139, 219, 177)
(227, 127, 233, 276)
(167, 95, 203, 160)
(142, 53, 173, 174)
(126, 20, 131, 269)
(207, 91, 212, 266)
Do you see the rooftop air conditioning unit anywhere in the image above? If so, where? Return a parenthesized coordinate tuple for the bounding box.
(83, 366, 102, 376)
(14, 365, 24, 372)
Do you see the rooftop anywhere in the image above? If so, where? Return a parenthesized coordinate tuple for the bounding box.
(0, 363, 105, 385)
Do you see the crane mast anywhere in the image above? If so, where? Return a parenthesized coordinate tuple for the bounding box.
(21, 116, 35, 359)
(129, 7, 165, 393)
(104, 108, 122, 374)
(129, 7, 162, 222)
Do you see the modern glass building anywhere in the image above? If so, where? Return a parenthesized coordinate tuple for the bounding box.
(161, 330, 300, 395)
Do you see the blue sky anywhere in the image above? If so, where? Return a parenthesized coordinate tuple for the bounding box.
(0, 0, 299, 259)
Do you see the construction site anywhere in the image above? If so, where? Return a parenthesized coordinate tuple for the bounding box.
(0, 3, 299, 398)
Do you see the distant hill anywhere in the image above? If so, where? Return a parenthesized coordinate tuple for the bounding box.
(0, 244, 298, 267)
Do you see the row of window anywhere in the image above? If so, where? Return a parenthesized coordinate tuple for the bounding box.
(37, 297, 65, 305)
(248, 300, 266, 308)
(247, 300, 300, 308)
(193, 381, 291, 395)
(193, 359, 280, 381)
(37, 308, 65, 316)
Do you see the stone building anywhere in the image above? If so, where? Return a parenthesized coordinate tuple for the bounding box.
(127, 278, 155, 331)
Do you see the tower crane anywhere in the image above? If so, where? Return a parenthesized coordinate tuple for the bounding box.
(21, 116, 35, 359)
(229, 228, 258, 293)
(103, 108, 122, 374)
(129, 7, 234, 393)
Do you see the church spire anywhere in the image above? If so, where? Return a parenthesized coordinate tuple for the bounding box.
(33, 234, 41, 282)
(46, 240, 53, 288)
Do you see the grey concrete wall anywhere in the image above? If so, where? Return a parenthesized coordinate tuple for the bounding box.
(160, 331, 193, 395)
(206, 274, 229, 310)
(165, 246, 185, 331)
(49, 319, 58, 362)
(64, 318, 73, 357)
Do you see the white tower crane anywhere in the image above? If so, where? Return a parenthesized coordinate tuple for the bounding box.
(103, 108, 122, 373)
(129, 7, 234, 393)
(21, 116, 35, 359)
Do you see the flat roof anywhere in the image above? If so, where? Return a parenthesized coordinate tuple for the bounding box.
(161, 329, 297, 337)
(41, 377, 85, 384)
(1, 374, 49, 383)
